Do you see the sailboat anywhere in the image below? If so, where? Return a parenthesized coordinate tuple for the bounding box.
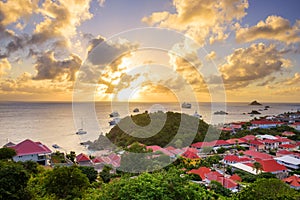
(76, 119, 87, 135)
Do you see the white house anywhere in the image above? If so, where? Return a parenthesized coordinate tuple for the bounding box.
(9, 139, 52, 165)
(251, 120, 283, 129)
(275, 155, 300, 170)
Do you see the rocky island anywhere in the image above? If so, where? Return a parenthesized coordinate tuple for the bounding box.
(249, 100, 262, 105)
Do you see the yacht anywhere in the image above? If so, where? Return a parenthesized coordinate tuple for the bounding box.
(182, 102, 192, 109)
(133, 108, 139, 113)
(76, 128, 87, 135)
(52, 144, 60, 149)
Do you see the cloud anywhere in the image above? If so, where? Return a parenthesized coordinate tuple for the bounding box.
(0, 0, 38, 28)
(206, 51, 217, 60)
(33, 51, 82, 81)
(0, 58, 11, 77)
(219, 43, 289, 89)
(142, 0, 249, 45)
(236, 16, 300, 44)
(285, 73, 300, 85)
(256, 76, 276, 87)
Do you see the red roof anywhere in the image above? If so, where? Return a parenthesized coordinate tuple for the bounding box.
(226, 138, 244, 144)
(205, 171, 223, 181)
(249, 140, 264, 145)
(251, 120, 283, 125)
(192, 140, 229, 148)
(188, 167, 211, 180)
(240, 135, 256, 142)
(283, 175, 300, 187)
(217, 177, 238, 189)
(259, 159, 287, 172)
(182, 150, 200, 159)
(275, 136, 292, 143)
(220, 127, 233, 132)
(165, 146, 176, 151)
(243, 150, 273, 160)
(261, 139, 278, 144)
(76, 153, 90, 162)
(146, 145, 162, 152)
(282, 131, 296, 136)
(224, 155, 251, 163)
(92, 157, 104, 163)
(9, 139, 51, 156)
(230, 174, 242, 182)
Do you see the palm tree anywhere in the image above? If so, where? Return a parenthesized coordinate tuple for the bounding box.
(253, 161, 263, 173)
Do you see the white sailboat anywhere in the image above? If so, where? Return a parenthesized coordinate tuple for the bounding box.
(76, 119, 87, 135)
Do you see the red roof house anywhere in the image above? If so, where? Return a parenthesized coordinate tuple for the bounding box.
(283, 175, 300, 189)
(76, 153, 92, 166)
(188, 167, 211, 180)
(182, 150, 200, 159)
(243, 150, 273, 160)
(223, 155, 252, 164)
(258, 159, 287, 174)
(230, 174, 242, 182)
(9, 139, 51, 165)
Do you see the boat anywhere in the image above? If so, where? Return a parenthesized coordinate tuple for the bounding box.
(109, 118, 121, 126)
(76, 128, 87, 135)
(214, 111, 228, 115)
(52, 144, 60, 149)
(109, 111, 120, 118)
(133, 108, 139, 113)
(76, 119, 87, 135)
(182, 102, 192, 109)
(193, 111, 202, 119)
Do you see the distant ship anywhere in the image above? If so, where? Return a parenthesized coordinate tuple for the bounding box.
(214, 111, 228, 115)
(182, 102, 192, 109)
(109, 111, 120, 118)
(52, 144, 60, 149)
(133, 108, 139, 113)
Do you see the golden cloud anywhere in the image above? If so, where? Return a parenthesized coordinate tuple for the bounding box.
(219, 43, 289, 89)
(285, 73, 300, 85)
(142, 0, 249, 45)
(0, 58, 11, 77)
(236, 16, 300, 44)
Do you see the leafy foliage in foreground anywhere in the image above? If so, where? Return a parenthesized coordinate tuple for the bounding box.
(84, 168, 224, 200)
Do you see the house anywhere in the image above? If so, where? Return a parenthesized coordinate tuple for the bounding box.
(275, 155, 300, 170)
(9, 139, 51, 165)
(281, 131, 296, 137)
(261, 139, 279, 150)
(191, 140, 230, 150)
(205, 171, 239, 192)
(254, 159, 287, 175)
(283, 175, 300, 190)
(276, 150, 300, 158)
(76, 153, 92, 166)
(222, 155, 252, 165)
(242, 150, 273, 160)
(275, 136, 293, 145)
(230, 174, 242, 182)
(251, 120, 284, 129)
(230, 162, 260, 175)
(278, 144, 298, 151)
(249, 140, 265, 151)
(188, 167, 211, 180)
(290, 122, 300, 131)
(181, 150, 200, 166)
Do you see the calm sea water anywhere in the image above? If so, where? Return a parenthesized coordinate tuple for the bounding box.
(0, 101, 299, 153)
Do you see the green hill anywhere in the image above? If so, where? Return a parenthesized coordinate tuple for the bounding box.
(107, 111, 213, 148)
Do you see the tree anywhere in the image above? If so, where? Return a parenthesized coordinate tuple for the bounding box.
(84, 168, 218, 200)
(100, 165, 112, 183)
(78, 166, 98, 183)
(209, 180, 232, 197)
(0, 161, 31, 200)
(66, 151, 76, 163)
(44, 166, 89, 199)
(253, 161, 263, 173)
(236, 178, 300, 200)
(0, 147, 16, 160)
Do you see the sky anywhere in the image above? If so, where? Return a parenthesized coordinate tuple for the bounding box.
(0, 0, 300, 103)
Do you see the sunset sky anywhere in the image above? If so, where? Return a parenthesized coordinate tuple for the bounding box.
(0, 0, 300, 102)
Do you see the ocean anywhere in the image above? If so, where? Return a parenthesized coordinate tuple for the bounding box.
(0, 101, 299, 154)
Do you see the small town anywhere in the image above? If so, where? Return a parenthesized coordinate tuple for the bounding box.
(1, 110, 300, 199)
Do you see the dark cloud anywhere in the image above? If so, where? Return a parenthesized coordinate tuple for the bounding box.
(33, 51, 82, 81)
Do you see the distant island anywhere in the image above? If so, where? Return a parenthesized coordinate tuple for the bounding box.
(249, 100, 262, 105)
